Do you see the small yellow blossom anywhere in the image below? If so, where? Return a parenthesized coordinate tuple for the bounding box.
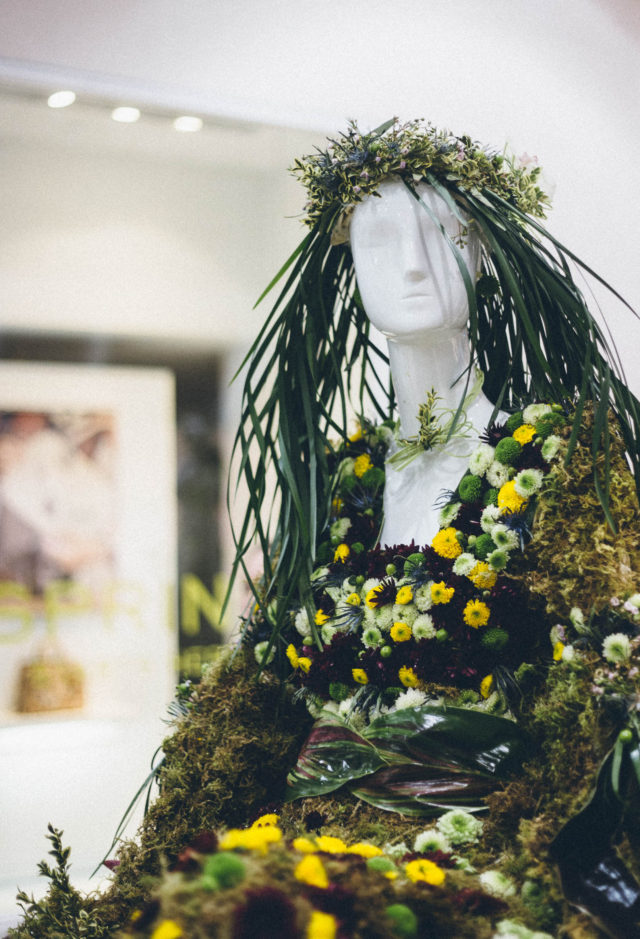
(151, 922, 183, 939)
(385, 870, 399, 880)
(315, 608, 330, 625)
(219, 826, 282, 854)
(405, 857, 446, 886)
(334, 543, 350, 563)
(354, 453, 373, 478)
(252, 813, 279, 828)
(286, 644, 300, 668)
(430, 581, 455, 604)
(307, 910, 338, 939)
(431, 527, 463, 559)
(553, 641, 565, 661)
(332, 496, 344, 514)
(468, 561, 497, 591)
(390, 622, 412, 642)
(513, 423, 536, 445)
(480, 674, 494, 698)
(346, 592, 361, 605)
(315, 835, 348, 853)
(497, 479, 527, 513)
(395, 585, 413, 605)
(295, 854, 329, 888)
(463, 599, 491, 629)
(293, 836, 317, 853)
(349, 427, 364, 442)
(399, 666, 420, 688)
(352, 668, 368, 684)
(298, 657, 312, 673)
(346, 842, 383, 858)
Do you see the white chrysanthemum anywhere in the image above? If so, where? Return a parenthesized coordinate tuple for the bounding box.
(549, 624, 565, 646)
(253, 641, 274, 666)
(294, 608, 310, 636)
(627, 593, 640, 610)
(488, 548, 509, 572)
(413, 583, 434, 612)
(541, 434, 562, 461)
(480, 504, 502, 533)
(439, 501, 462, 527)
(436, 809, 483, 845)
(362, 577, 379, 596)
(602, 632, 632, 664)
(523, 403, 552, 425)
(311, 566, 329, 582)
(383, 841, 409, 859)
(362, 605, 378, 629)
(479, 870, 517, 898)
(486, 461, 510, 488)
(338, 696, 355, 717)
(569, 606, 585, 631)
(321, 624, 338, 644)
(325, 584, 342, 602)
(413, 828, 451, 854)
(469, 443, 495, 476)
(491, 523, 518, 550)
(453, 552, 477, 576)
(376, 424, 395, 445)
(413, 613, 436, 640)
(375, 605, 395, 631)
(561, 644, 576, 662)
(393, 687, 428, 711)
(330, 517, 351, 541)
(342, 577, 358, 595)
(514, 468, 544, 497)
(362, 625, 383, 648)
(392, 603, 418, 626)
(493, 919, 554, 939)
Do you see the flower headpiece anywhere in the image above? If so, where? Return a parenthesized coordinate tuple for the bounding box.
(227, 118, 640, 660)
(292, 118, 549, 236)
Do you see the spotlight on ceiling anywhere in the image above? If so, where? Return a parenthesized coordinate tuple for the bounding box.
(173, 115, 204, 133)
(47, 90, 76, 109)
(111, 106, 141, 123)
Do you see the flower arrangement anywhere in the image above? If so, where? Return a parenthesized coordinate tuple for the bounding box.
(291, 118, 550, 231)
(266, 402, 569, 717)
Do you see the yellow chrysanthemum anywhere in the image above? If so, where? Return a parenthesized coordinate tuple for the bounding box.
(295, 854, 329, 888)
(334, 543, 350, 562)
(332, 496, 344, 514)
(463, 599, 491, 629)
(298, 657, 312, 673)
(315, 834, 348, 853)
(352, 668, 368, 685)
(513, 423, 536, 445)
(390, 622, 412, 642)
(346, 592, 361, 606)
(307, 910, 338, 939)
(468, 561, 497, 590)
(399, 666, 420, 688)
(293, 836, 317, 853)
(353, 453, 373, 477)
(405, 857, 446, 886)
(430, 581, 455, 604)
(315, 608, 330, 625)
(395, 585, 413, 605)
(553, 641, 565, 661)
(219, 825, 282, 854)
(497, 479, 527, 513)
(349, 426, 364, 442)
(346, 842, 383, 858)
(385, 870, 399, 880)
(252, 813, 279, 828)
(286, 644, 299, 668)
(431, 527, 463, 559)
(480, 674, 494, 698)
(151, 922, 183, 939)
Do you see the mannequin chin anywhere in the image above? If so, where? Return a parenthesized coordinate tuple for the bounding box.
(350, 178, 499, 547)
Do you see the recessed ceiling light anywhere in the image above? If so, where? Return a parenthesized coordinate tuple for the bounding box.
(111, 106, 141, 123)
(47, 90, 76, 109)
(173, 115, 203, 133)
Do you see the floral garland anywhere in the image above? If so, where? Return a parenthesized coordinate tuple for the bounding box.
(249, 402, 570, 719)
(291, 118, 550, 231)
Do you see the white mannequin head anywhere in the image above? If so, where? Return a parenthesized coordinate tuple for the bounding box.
(349, 178, 481, 341)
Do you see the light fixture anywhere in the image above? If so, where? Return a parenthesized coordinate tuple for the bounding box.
(173, 115, 203, 133)
(111, 106, 141, 123)
(47, 90, 76, 109)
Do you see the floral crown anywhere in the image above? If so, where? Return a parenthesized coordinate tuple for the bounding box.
(291, 117, 550, 235)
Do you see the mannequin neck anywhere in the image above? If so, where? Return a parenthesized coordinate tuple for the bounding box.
(388, 328, 475, 437)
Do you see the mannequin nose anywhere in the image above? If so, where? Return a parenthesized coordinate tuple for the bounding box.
(401, 235, 430, 283)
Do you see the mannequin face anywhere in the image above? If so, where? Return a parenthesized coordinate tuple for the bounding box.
(349, 178, 480, 340)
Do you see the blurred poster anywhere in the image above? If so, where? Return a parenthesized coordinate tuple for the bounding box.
(0, 363, 177, 720)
